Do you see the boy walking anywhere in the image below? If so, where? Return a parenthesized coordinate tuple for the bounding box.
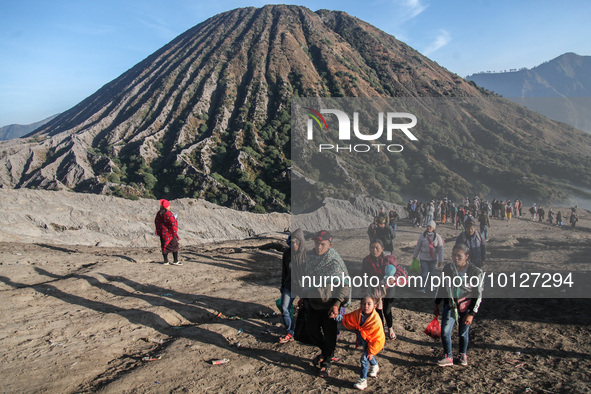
(341, 297, 386, 390)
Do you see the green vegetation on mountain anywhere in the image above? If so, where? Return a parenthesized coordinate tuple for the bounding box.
(1, 5, 590, 211)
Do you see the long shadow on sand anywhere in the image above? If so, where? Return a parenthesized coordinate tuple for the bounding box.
(0, 268, 319, 383)
(34, 243, 82, 254)
(181, 248, 284, 288)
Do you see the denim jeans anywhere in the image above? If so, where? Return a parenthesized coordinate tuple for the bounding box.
(420, 259, 436, 290)
(481, 225, 488, 241)
(280, 288, 295, 336)
(360, 340, 378, 379)
(389, 224, 397, 238)
(441, 303, 471, 356)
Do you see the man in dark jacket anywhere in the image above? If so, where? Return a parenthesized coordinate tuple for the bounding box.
(303, 230, 350, 377)
(369, 217, 396, 254)
(478, 210, 490, 241)
(455, 221, 486, 268)
(388, 209, 399, 239)
(279, 229, 306, 344)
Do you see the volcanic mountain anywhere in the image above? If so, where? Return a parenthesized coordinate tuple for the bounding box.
(467, 53, 591, 133)
(467, 53, 591, 99)
(1, 5, 590, 211)
(0, 114, 59, 141)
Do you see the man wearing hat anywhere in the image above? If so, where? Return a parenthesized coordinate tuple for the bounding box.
(302, 230, 350, 377)
(155, 199, 182, 265)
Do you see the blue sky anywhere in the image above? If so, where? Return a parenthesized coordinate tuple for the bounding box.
(1, 0, 589, 126)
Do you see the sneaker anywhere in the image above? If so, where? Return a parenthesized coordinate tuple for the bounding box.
(171, 261, 183, 266)
(368, 364, 379, 377)
(353, 378, 368, 390)
(437, 355, 453, 367)
(459, 353, 468, 366)
(163, 262, 170, 265)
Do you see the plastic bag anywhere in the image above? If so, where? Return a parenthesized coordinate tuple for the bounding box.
(424, 317, 441, 339)
(410, 258, 420, 275)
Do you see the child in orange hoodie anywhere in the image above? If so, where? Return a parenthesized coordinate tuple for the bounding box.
(341, 296, 386, 390)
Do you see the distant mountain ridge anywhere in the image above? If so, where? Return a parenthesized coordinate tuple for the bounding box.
(0, 114, 59, 141)
(466, 53, 591, 132)
(0, 6, 590, 211)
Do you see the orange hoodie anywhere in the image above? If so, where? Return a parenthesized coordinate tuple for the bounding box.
(341, 308, 386, 356)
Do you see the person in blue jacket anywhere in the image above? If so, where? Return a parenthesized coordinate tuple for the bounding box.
(455, 220, 486, 268)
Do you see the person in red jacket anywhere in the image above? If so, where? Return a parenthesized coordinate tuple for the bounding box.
(154, 199, 181, 265)
(341, 296, 386, 390)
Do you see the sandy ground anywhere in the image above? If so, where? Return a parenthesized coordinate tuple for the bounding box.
(0, 210, 590, 393)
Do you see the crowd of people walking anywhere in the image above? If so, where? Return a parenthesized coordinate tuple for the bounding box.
(277, 219, 485, 389)
(406, 197, 580, 233)
(153, 196, 580, 390)
(273, 195, 582, 390)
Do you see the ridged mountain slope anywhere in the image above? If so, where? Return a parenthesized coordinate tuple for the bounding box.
(1, 6, 590, 210)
